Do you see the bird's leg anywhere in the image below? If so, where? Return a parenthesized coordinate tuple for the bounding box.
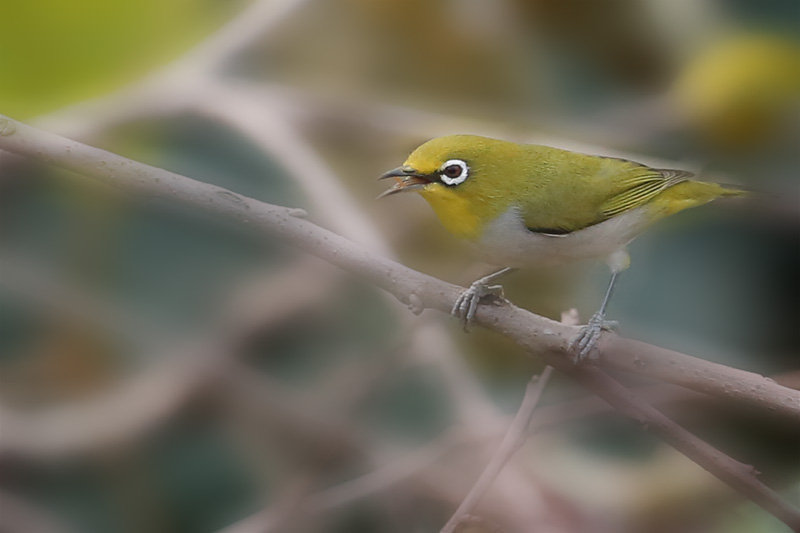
(452, 267, 516, 330)
(571, 271, 620, 362)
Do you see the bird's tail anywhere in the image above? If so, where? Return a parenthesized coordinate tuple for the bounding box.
(652, 180, 747, 217)
(715, 183, 750, 197)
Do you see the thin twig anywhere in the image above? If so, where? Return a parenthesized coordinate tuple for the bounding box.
(310, 428, 472, 513)
(196, 83, 394, 255)
(441, 366, 554, 533)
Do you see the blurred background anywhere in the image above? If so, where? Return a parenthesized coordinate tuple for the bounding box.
(0, 0, 799, 532)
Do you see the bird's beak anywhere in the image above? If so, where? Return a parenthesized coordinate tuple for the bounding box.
(377, 167, 432, 199)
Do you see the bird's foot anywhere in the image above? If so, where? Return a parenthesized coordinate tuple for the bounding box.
(570, 312, 618, 363)
(452, 277, 505, 330)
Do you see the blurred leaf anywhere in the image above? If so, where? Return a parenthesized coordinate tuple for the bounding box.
(148, 418, 260, 533)
(716, 496, 800, 533)
(672, 34, 800, 147)
(250, 280, 396, 384)
(0, 0, 241, 118)
(356, 366, 452, 444)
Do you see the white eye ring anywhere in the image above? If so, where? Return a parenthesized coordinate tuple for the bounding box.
(440, 159, 469, 186)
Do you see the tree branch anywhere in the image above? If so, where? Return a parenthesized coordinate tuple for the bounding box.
(0, 115, 794, 419)
(441, 366, 554, 533)
(568, 366, 800, 531)
(0, 115, 798, 527)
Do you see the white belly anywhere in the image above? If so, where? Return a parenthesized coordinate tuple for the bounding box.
(475, 206, 652, 268)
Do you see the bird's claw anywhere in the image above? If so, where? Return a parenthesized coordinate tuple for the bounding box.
(451, 279, 505, 330)
(570, 312, 617, 363)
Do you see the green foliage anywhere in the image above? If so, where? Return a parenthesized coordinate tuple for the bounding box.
(147, 418, 261, 533)
(717, 496, 800, 533)
(0, 0, 238, 118)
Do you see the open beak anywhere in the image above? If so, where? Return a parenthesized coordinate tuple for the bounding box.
(377, 167, 432, 199)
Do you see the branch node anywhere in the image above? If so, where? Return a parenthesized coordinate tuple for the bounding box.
(408, 293, 425, 315)
(0, 119, 16, 136)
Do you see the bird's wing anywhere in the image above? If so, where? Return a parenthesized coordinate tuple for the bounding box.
(519, 152, 693, 234)
(600, 167, 693, 217)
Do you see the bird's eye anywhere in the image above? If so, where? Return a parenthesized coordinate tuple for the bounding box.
(440, 159, 468, 186)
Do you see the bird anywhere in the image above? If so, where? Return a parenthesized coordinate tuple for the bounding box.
(379, 134, 745, 360)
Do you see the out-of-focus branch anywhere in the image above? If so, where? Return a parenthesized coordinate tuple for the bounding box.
(220, 366, 799, 532)
(0, 259, 340, 462)
(196, 83, 394, 255)
(216, 363, 548, 533)
(0, 253, 164, 347)
(218, 426, 494, 533)
(164, 0, 317, 80)
(0, 491, 67, 533)
(0, 346, 208, 462)
(0, 115, 798, 527)
(441, 366, 554, 533)
(440, 310, 574, 533)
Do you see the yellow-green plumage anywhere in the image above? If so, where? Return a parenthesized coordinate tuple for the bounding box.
(402, 135, 743, 243)
(382, 134, 746, 356)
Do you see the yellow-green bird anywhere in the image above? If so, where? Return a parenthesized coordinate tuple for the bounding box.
(380, 135, 744, 359)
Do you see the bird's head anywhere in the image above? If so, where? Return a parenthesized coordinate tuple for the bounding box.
(379, 134, 512, 197)
(379, 134, 523, 240)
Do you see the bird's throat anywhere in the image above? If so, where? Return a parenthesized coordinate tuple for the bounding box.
(418, 186, 495, 242)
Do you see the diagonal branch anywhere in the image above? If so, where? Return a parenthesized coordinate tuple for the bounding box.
(0, 115, 798, 527)
(569, 366, 800, 531)
(0, 114, 795, 420)
(441, 366, 554, 533)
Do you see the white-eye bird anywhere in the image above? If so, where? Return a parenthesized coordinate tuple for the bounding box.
(380, 135, 745, 359)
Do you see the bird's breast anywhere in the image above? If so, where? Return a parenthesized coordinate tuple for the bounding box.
(475, 206, 653, 267)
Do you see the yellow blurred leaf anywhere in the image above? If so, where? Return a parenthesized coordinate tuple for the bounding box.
(672, 34, 800, 147)
(0, 0, 241, 118)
